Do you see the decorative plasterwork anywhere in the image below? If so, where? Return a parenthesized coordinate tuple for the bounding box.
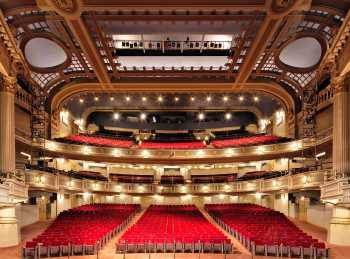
(0, 74, 17, 93)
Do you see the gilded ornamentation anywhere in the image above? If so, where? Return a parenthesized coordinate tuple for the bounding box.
(0, 74, 17, 93)
(270, 0, 296, 14)
(52, 0, 77, 14)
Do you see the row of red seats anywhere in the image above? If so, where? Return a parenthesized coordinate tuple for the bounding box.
(118, 205, 230, 247)
(25, 204, 139, 249)
(139, 141, 206, 149)
(64, 135, 133, 148)
(212, 135, 283, 148)
(205, 204, 326, 250)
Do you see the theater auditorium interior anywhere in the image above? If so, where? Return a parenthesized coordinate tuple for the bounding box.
(1, 0, 350, 259)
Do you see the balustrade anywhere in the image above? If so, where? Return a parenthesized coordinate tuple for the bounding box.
(25, 169, 326, 195)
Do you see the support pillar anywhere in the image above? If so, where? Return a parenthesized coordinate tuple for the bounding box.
(0, 205, 19, 247)
(0, 75, 19, 247)
(332, 73, 350, 176)
(328, 206, 350, 245)
(327, 73, 350, 245)
(0, 75, 16, 173)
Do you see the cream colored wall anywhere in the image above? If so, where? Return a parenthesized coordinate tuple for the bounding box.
(15, 204, 39, 228)
(273, 193, 289, 216)
(307, 204, 333, 230)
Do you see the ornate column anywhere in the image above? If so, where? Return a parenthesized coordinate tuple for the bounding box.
(327, 72, 350, 245)
(332, 73, 350, 176)
(0, 75, 19, 247)
(0, 75, 16, 173)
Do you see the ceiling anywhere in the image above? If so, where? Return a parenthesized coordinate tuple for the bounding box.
(0, 0, 349, 111)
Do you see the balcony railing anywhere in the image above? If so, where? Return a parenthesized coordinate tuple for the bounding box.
(321, 173, 350, 206)
(26, 169, 327, 195)
(32, 132, 332, 162)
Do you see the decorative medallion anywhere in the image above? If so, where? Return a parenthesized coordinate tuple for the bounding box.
(52, 0, 78, 14)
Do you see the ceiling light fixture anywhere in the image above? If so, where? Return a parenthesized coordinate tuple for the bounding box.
(142, 96, 147, 102)
(239, 96, 244, 102)
(253, 96, 259, 102)
(223, 96, 228, 102)
(94, 96, 99, 101)
(190, 96, 195, 102)
(113, 112, 120, 120)
(225, 112, 232, 120)
(125, 96, 130, 102)
(206, 96, 212, 102)
(198, 112, 205, 121)
(174, 96, 179, 102)
(110, 97, 115, 101)
(158, 96, 163, 102)
(79, 98, 84, 103)
(140, 113, 147, 121)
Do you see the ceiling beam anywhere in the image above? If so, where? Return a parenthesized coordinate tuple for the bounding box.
(234, 0, 312, 86)
(319, 9, 350, 77)
(36, 0, 111, 85)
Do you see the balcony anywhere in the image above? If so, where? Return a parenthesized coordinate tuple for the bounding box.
(321, 174, 350, 206)
(25, 169, 327, 195)
(0, 171, 28, 205)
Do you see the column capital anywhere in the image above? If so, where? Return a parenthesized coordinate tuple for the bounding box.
(332, 71, 350, 94)
(0, 74, 17, 94)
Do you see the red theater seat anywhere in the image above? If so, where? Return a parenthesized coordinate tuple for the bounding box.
(205, 204, 328, 257)
(23, 204, 139, 258)
(212, 135, 284, 148)
(116, 205, 231, 253)
(139, 141, 206, 149)
(63, 135, 133, 148)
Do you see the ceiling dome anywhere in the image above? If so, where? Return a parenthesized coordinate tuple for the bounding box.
(278, 37, 323, 69)
(24, 37, 68, 69)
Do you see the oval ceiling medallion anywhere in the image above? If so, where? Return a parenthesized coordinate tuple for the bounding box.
(24, 37, 70, 72)
(278, 36, 324, 72)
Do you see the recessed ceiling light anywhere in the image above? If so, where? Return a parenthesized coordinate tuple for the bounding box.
(113, 112, 120, 120)
(79, 98, 84, 103)
(190, 96, 195, 102)
(94, 96, 99, 101)
(239, 96, 244, 102)
(253, 96, 259, 102)
(125, 96, 130, 102)
(225, 112, 232, 120)
(206, 96, 212, 102)
(198, 112, 205, 120)
(110, 97, 115, 101)
(158, 96, 163, 102)
(174, 96, 179, 102)
(223, 96, 229, 102)
(140, 113, 147, 120)
(142, 96, 147, 102)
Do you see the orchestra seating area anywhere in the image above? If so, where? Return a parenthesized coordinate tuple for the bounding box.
(205, 204, 328, 257)
(23, 204, 139, 258)
(116, 205, 232, 253)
